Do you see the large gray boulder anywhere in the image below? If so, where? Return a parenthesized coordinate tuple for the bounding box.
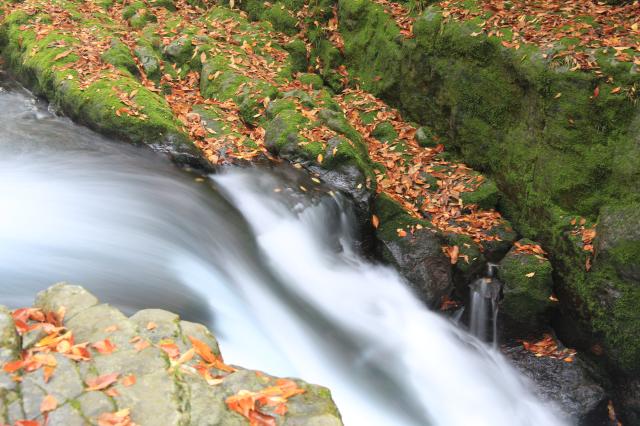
(0, 283, 343, 426)
(504, 345, 609, 425)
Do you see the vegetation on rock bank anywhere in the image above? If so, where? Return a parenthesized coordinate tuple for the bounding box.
(233, 0, 640, 377)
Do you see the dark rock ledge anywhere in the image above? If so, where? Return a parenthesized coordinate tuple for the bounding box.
(0, 284, 342, 426)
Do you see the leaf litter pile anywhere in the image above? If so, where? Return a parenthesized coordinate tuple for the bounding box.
(368, 0, 640, 71)
(0, 0, 519, 264)
(3, 304, 305, 426)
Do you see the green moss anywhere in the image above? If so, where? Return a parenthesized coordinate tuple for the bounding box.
(266, 98, 297, 120)
(371, 121, 397, 143)
(264, 109, 308, 152)
(284, 39, 308, 73)
(498, 239, 554, 331)
(461, 177, 500, 210)
(372, 193, 428, 242)
(0, 11, 191, 153)
(101, 38, 138, 76)
(162, 35, 194, 67)
(298, 72, 324, 89)
(331, 0, 640, 372)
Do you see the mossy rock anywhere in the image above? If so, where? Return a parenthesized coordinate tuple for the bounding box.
(298, 72, 324, 89)
(101, 38, 139, 76)
(371, 121, 397, 143)
(461, 177, 500, 210)
(134, 44, 162, 81)
(285, 39, 309, 73)
(595, 202, 640, 283)
(498, 239, 554, 337)
(415, 126, 437, 147)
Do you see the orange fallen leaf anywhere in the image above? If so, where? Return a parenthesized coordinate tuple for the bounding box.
(134, 340, 150, 352)
(86, 373, 119, 391)
(97, 408, 134, 426)
(40, 394, 57, 413)
(159, 341, 180, 359)
(121, 374, 136, 387)
(371, 215, 379, 229)
(3, 359, 25, 373)
(53, 50, 73, 61)
(188, 336, 217, 364)
(92, 339, 116, 355)
(146, 322, 157, 330)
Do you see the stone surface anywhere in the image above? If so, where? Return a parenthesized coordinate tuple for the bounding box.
(504, 345, 609, 425)
(0, 284, 343, 425)
(380, 227, 453, 307)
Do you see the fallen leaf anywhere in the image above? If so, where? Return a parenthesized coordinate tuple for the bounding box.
(525, 272, 535, 278)
(86, 373, 119, 391)
(146, 322, 157, 330)
(371, 215, 380, 229)
(92, 339, 116, 355)
(53, 50, 73, 61)
(121, 374, 136, 387)
(40, 394, 57, 413)
(134, 340, 150, 352)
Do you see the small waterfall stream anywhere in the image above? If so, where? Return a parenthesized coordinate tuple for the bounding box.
(0, 77, 568, 425)
(469, 264, 502, 346)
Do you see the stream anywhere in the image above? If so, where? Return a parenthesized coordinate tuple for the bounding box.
(0, 74, 568, 425)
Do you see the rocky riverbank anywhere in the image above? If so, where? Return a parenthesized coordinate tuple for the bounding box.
(0, 284, 342, 425)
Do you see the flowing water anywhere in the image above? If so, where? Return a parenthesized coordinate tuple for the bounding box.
(469, 264, 501, 346)
(0, 75, 568, 425)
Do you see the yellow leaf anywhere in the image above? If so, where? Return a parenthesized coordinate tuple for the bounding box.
(525, 272, 535, 278)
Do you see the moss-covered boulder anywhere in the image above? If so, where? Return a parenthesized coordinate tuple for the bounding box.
(0, 284, 343, 426)
(497, 239, 554, 337)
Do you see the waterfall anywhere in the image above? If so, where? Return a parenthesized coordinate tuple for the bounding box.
(469, 264, 502, 346)
(0, 79, 567, 426)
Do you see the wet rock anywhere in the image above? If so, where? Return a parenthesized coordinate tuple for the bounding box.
(444, 232, 486, 292)
(381, 227, 453, 306)
(497, 239, 554, 338)
(504, 345, 609, 425)
(0, 284, 343, 425)
(480, 218, 518, 263)
(308, 160, 372, 211)
(614, 377, 640, 425)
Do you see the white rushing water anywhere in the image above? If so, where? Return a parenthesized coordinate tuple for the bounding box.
(0, 78, 567, 425)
